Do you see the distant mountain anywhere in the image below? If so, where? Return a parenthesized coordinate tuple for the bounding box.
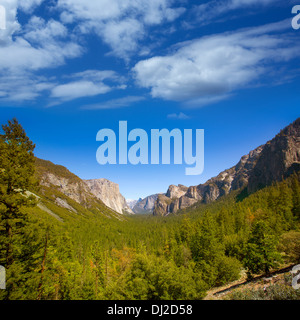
(126, 199, 140, 209)
(84, 179, 134, 215)
(34, 158, 125, 221)
(132, 194, 163, 214)
(154, 118, 300, 216)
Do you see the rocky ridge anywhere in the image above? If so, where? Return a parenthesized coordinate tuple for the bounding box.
(36, 158, 132, 215)
(154, 118, 300, 216)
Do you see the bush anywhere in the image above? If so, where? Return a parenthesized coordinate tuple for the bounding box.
(122, 254, 207, 300)
(227, 283, 300, 300)
(215, 255, 242, 287)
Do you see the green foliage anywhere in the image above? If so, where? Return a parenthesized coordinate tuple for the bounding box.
(122, 253, 207, 300)
(0, 119, 38, 299)
(278, 231, 300, 263)
(243, 221, 282, 279)
(1, 119, 300, 300)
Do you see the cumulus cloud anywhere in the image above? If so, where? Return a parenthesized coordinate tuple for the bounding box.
(0, 1, 83, 102)
(0, 12, 82, 73)
(0, 0, 21, 43)
(56, 0, 185, 26)
(0, 1, 126, 105)
(51, 81, 111, 101)
(55, 0, 185, 60)
(50, 70, 125, 103)
(133, 20, 300, 106)
(0, 73, 54, 102)
(18, 0, 45, 13)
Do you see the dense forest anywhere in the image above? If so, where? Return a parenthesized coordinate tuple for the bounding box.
(0, 119, 300, 300)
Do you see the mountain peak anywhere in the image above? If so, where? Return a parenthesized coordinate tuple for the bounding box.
(154, 118, 300, 216)
(248, 118, 300, 193)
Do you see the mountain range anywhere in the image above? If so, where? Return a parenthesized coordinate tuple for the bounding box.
(153, 118, 300, 216)
(32, 118, 299, 221)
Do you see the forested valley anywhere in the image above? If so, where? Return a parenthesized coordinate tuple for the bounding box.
(1, 119, 300, 300)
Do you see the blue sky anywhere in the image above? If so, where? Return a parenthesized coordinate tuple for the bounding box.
(0, 0, 299, 199)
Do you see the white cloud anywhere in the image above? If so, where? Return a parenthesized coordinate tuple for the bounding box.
(81, 96, 145, 110)
(0, 0, 46, 43)
(194, 0, 279, 25)
(0, 11, 82, 73)
(56, 0, 185, 25)
(55, 0, 185, 59)
(70, 70, 122, 83)
(51, 81, 111, 101)
(0, 0, 20, 43)
(18, 0, 45, 13)
(24, 17, 68, 44)
(0, 1, 126, 104)
(50, 70, 125, 103)
(133, 20, 300, 106)
(0, 1, 83, 102)
(167, 112, 190, 119)
(0, 73, 55, 102)
(100, 18, 145, 60)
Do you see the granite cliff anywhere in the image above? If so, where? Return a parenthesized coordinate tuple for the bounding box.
(154, 118, 300, 216)
(36, 158, 133, 215)
(132, 193, 162, 214)
(84, 179, 133, 215)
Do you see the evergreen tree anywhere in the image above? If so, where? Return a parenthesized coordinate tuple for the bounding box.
(243, 221, 282, 279)
(0, 119, 37, 298)
(291, 173, 300, 220)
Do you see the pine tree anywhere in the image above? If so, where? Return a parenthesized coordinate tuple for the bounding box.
(243, 220, 281, 279)
(276, 180, 294, 229)
(0, 119, 36, 269)
(291, 173, 300, 220)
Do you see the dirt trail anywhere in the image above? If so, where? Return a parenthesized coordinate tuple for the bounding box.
(204, 264, 297, 300)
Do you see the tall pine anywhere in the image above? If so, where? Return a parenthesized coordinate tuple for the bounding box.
(0, 119, 36, 271)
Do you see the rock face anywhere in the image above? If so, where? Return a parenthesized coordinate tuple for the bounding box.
(84, 179, 134, 215)
(35, 158, 125, 220)
(166, 185, 188, 199)
(248, 118, 300, 193)
(154, 118, 300, 216)
(39, 171, 92, 204)
(153, 194, 173, 216)
(132, 194, 162, 214)
(153, 145, 263, 216)
(36, 158, 133, 215)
